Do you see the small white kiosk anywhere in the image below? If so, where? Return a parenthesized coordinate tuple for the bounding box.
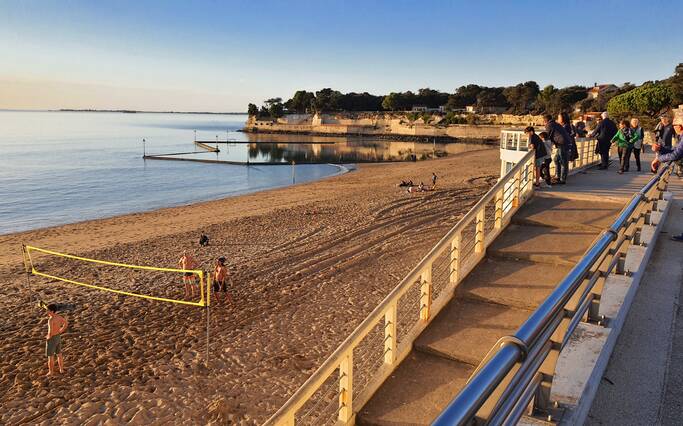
(499, 128, 530, 178)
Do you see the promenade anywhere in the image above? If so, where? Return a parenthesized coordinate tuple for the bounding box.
(354, 155, 681, 425)
(587, 169, 683, 425)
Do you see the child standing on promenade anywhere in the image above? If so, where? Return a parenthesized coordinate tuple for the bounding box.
(525, 126, 549, 187)
(179, 251, 199, 300)
(539, 131, 553, 185)
(611, 120, 634, 174)
(45, 304, 68, 376)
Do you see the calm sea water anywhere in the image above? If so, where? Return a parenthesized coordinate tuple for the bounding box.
(0, 111, 488, 235)
(0, 111, 343, 235)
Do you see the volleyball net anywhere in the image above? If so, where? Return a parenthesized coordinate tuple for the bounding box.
(22, 245, 211, 307)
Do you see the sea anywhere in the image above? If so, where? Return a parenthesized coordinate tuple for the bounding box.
(0, 110, 486, 235)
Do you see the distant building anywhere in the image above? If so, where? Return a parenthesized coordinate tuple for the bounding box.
(466, 105, 507, 114)
(587, 84, 618, 99)
(412, 105, 446, 113)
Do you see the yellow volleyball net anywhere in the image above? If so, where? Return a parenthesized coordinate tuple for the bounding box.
(22, 244, 211, 307)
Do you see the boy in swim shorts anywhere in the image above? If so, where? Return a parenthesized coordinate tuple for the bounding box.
(45, 304, 68, 376)
(179, 251, 199, 300)
(213, 257, 232, 305)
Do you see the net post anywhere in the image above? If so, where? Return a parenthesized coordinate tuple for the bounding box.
(21, 244, 34, 302)
(206, 274, 211, 369)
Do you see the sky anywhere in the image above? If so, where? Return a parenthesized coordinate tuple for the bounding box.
(1, 0, 682, 112)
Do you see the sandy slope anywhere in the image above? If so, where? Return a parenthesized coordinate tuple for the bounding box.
(0, 148, 499, 425)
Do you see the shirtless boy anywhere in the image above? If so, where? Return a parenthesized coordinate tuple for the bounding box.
(179, 251, 199, 299)
(213, 257, 232, 305)
(46, 304, 68, 376)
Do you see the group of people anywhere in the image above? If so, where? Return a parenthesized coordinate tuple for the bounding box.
(179, 249, 233, 305)
(524, 111, 683, 188)
(399, 172, 438, 193)
(589, 112, 645, 173)
(524, 113, 579, 186)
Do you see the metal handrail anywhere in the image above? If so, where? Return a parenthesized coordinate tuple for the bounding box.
(264, 150, 537, 425)
(433, 162, 672, 426)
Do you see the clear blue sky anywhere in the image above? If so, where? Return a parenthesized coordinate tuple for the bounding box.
(1, 0, 681, 111)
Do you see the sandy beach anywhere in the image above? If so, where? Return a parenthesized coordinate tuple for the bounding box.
(0, 148, 499, 425)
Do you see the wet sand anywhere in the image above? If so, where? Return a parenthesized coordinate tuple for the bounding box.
(0, 148, 499, 425)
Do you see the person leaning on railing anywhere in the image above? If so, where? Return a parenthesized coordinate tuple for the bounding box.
(652, 115, 683, 242)
(543, 114, 572, 184)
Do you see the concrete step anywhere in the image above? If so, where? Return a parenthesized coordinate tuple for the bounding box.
(488, 224, 600, 266)
(458, 257, 572, 310)
(513, 195, 624, 230)
(414, 299, 532, 366)
(356, 351, 473, 426)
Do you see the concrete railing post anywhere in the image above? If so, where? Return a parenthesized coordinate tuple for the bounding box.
(338, 352, 353, 423)
(512, 170, 521, 208)
(384, 303, 397, 365)
(475, 208, 485, 253)
(420, 266, 432, 321)
(450, 232, 462, 284)
(494, 190, 504, 229)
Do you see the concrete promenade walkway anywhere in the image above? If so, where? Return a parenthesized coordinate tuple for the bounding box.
(356, 160, 667, 425)
(587, 173, 683, 426)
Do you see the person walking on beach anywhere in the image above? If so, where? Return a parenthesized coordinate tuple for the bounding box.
(630, 118, 644, 172)
(179, 251, 199, 300)
(213, 257, 232, 305)
(589, 112, 618, 169)
(45, 304, 68, 376)
(543, 114, 572, 184)
(431, 173, 438, 189)
(612, 119, 634, 174)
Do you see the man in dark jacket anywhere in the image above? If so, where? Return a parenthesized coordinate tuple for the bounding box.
(544, 114, 572, 183)
(656, 116, 675, 148)
(652, 116, 683, 241)
(589, 112, 618, 169)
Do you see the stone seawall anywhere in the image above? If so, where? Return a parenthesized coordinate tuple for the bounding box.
(244, 115, 512, 141)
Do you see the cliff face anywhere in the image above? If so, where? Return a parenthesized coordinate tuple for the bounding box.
(245, 112, 545, 141)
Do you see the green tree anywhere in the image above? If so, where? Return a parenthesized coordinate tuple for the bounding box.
(476, 87, 508, 109)
(313, 88, 343, 112)
(264, 97, 284, 118)
(285, 91, 316, 113)
(247, 103, 259, 117)
(666, 63, 683, 106)
(503, 81, 540, 114)
(607, 83, 673, 119)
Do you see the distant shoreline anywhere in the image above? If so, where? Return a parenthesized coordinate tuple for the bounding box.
(0, 108, 246, 115)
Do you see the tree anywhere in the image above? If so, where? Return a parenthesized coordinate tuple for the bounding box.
(247, 103, 259, 117)
(607, 83, 673, 119)
(313, 88, 343, 112)
(264, 97, 284, 118)
(476, 87, 508, 109)
(667, 63, 683, 106)
(416, 88, 449, 108)
(338, 92, 384, 111)
(285, 91, 315, 113)
(535, 85, 587, 115)
(503, 81, 540, 114)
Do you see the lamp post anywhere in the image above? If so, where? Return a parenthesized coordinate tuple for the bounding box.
(194, 129, 197, 142)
